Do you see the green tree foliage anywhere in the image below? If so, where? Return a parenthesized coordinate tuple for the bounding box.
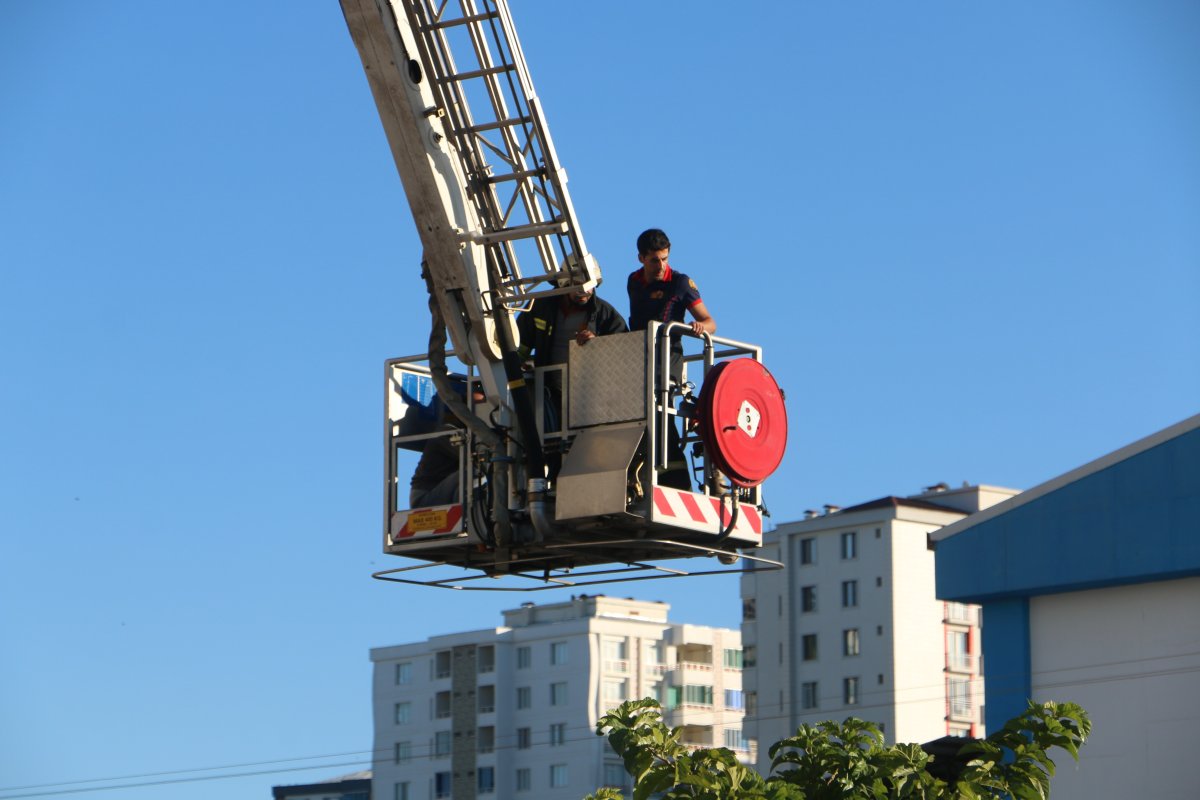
(584, 698, 1090, 800)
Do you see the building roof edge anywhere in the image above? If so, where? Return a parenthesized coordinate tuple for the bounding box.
(931, 413, 1200, 543)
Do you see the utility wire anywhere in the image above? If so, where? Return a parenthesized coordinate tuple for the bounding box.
(5, 652, 1196, 799)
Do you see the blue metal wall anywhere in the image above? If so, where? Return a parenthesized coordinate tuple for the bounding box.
(935, 424, 1200, 730)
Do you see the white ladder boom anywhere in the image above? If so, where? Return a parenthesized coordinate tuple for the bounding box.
(341, 0, 600, 372)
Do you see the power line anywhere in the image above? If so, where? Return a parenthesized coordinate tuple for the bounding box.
(0, 749, 374, 793)
(0, 759, 373, 800)
(6, 650, 1195, 799)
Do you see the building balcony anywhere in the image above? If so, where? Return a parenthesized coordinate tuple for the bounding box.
(945, 654, 979, 673)
(673, 660, 715, 675)
(679, 724, 714, 748)
(947, 700, 976, 722)
(944, 603, 978, 625)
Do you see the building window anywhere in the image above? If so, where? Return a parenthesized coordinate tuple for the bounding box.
(683, 685, 713, 706)
(434, 690, 451, 719)
(801, 681, 818, 710)
(516, 686, 531, 709)
(843, 628, 860, 657)
(434, 730, 451, 757)
(394, 782, 409, 800)
(478, 725, 495, 753)
(724, 728, 748, 750)
(434, 650, 451, 679)
(841, 531, 857, 559)
(842, 580, 858, 608)
(515, 767, 532, 792)
(434, 771, 451, 798)
(603, 638, 628, 673)
(549, 764, 569, 788)
(603, 762, 628, 790)
(746, 691, 757, 716)
(516, 645, 531, 669)
(878, 673, 885, 684)
(799, 537, 815, 564)
(394, 702, 411, 724)
(877, 624, 883, 636)
(801, 585, 817, 612)
(875, 527, 881, 539)
(947, 602, 972, 623)
(550, 681, 567, 706)
(742, 597, 756, 620)
(844, 677, 860, 706)
(394, 741, 411, 764)
(948, 630, 971, 670)
(802, 633, 818, 661)
(478, 766, 495, 794)
(517, 727, 531, 749)
(550, 722, 567, 746)
(603, 679, 628, 703)
(477, 644, 495, 674)
(645, 640, 665, 666)
(949, 677, 972, 717)
(478, 684, 495, 713)
(743, 645, 757, 668)
(725, 689, 745, 709)
(550, 641, 568, 665)
(395, 661, 412, 685)
(723, 648, 744, 669)
(876, 576, 883, 587)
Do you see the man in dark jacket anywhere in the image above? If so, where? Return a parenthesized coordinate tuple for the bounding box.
(516, 284, 627, 444)
(516, 284, 628, 368)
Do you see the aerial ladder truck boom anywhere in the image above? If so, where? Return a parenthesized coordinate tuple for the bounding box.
(340, 0, 788, 588)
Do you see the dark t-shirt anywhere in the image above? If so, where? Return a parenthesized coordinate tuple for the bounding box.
(627, 265, 702, 348)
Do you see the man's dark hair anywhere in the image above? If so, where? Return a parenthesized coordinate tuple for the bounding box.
(636, 228, 671, 256)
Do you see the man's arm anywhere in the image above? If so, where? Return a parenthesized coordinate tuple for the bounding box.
(688, 301, 716, 336)
(515, 310, 534, 360)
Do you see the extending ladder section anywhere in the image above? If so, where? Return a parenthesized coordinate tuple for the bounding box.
(344, 0, 600, 324)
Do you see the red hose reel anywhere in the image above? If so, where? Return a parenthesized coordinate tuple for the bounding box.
(696, 359, 788, 488)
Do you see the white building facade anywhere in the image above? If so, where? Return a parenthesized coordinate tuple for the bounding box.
(371, 595, 751, 800)
(741, 484, 1016, 770)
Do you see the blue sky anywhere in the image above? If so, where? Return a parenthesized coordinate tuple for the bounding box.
(1, 1, 1196, 798)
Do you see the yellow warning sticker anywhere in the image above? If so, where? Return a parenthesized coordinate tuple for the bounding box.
(408, 509, 448, 531)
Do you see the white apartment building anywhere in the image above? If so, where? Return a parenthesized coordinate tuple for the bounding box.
(740, 483, 1016, 770)
(371, 595, 751, 800)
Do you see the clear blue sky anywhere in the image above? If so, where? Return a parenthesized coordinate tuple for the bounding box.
(2, 1, 1196, 798)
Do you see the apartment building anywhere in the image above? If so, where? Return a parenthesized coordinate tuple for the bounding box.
(741, 483, 1016, 770)
(272, 772, 372, 800)
(371, 595, 750, 800)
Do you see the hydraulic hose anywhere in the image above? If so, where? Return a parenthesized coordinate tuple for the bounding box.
(421, 262, 510, 546)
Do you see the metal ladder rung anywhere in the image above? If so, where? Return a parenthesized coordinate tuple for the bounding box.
(439, 64, 513, 83)
(477, 167, 544, 185)
(463, 220, 566, 245)
(455, 116, 533, 136)
(420, 10, 500, 32)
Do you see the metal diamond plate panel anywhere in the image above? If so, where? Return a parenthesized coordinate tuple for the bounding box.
(568, 330, 646, 428)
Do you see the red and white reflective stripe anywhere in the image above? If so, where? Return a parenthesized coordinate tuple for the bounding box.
(650, 487, 762, 541)
(391, 504, 464, 540)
